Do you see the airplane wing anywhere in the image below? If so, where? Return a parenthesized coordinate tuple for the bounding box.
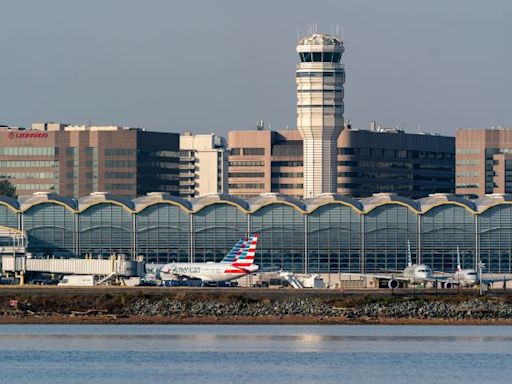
(340, 273, 411, 282)
(481, 276, 512, 285)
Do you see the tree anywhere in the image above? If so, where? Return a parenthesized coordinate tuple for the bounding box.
(0, 180, 16, 197)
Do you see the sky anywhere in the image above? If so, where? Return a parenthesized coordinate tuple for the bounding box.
(1, 0, 510, 137)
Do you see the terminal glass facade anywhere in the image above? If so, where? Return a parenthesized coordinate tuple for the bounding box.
(307, 204, 361, 273)
(7, 194, 512, 274)
(23, 203, 75, 257)
(251, 204, 305, 272)
(478, 205, 512, 273)
(193, 204, 247, 262)
(364, 204, 418, 273)
(0, 204, 18, 230)
(78, 203, 132, 257)
(421, 205, 475, 272)
(135, 203, 190, 264)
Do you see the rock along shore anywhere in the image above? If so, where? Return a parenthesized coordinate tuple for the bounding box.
(2, 288, 512, 324)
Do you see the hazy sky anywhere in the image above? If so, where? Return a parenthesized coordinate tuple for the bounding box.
(1, 0, 510, 137)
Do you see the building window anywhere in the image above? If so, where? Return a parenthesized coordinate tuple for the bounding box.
(228, 161, 264, 166)
(0, 147, 57, 156)
(228, 183, 265, 189)
(243, 148, 265, 156)
(229, 172, 265, 178)
(105, 148, 136, 156)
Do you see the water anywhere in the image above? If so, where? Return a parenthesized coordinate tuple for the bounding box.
(0, 324, 511, 384)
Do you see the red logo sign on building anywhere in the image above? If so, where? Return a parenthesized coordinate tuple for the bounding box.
(8, 131, 48, 139)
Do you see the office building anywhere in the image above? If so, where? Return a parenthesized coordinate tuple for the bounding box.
(0, 123, 180, 197)
(2, 191, 512, 275)
(456, 127, 512, 197)
(296, 33, 345, 197)
(179, 133, 228, 197)
(228, 127, 455, 199)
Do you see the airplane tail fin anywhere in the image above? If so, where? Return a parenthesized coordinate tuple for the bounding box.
(232, 234, 258, 267)
(407, 240, 412, 267)
(220, 238, 247, 264)
(456, 246, 462, 271)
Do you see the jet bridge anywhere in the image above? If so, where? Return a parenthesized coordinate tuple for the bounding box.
(1, 254, 145, 285)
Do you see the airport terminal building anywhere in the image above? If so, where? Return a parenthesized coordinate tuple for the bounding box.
(1, 191, 512, 275)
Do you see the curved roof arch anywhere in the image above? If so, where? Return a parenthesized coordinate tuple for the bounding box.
(78, 192, 134, 213)
(133, 192, 192, 213)
(0, 195, 20, 212)
(474, 194, 512, 214)
(360, 193, 420, 214)
(305, 193, 363, 213)
(20, 192, 77, 213)
(418, 194, 476, 214)
(248, 193, 306, 214)
(191, 194, 249, 213)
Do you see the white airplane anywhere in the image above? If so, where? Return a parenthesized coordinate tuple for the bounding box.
(159, 234, 259, 283)
(433, 246, 479, 288)
(436, 246, 511, 289)
(346, 241, 435, 288)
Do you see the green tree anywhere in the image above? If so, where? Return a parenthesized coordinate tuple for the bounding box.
(0, 180, 16, 197)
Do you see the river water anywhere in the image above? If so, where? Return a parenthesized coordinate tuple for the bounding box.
(0, 324, 511, 383)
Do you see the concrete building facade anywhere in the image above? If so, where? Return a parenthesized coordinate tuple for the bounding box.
(228, 128, 455, 199)
(179, 133, 228, 197)
(0, 123, 180, 197)
(296, 33, 345, 198)
(456, 128, 512, 197)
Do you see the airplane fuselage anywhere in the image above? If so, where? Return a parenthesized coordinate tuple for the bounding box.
(160, 262, 259, 282)
(452, 269, 479, 287)
(402, 264, 433, 283)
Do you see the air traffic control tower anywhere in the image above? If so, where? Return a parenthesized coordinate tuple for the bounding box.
(296, 33, 345, 198)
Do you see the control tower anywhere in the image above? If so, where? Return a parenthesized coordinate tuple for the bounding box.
(296, 33, 345, 198)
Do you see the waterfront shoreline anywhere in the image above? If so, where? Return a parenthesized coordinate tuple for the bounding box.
(2, 287, 512, 325)
(2, 314, 512, 325)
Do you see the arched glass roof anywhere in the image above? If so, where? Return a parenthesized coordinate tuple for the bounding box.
(305, 193, 363, 213)
(418, 193, 476, 213)
(78, 192, 134, 211)
(248, 193, 306, 212)
(0, 195, 20, 210)
(360, 193, 419, 213)
(473, 193, 512, 213)
(191, 193, 249, 212)
(19, 192, 77, 211)
(133, 192, 192, 212)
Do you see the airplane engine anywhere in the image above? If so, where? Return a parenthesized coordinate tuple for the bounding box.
(387, 279, 400, 289)
(443, 282, 453, 289)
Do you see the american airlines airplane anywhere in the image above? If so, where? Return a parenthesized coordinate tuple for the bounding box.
(159, 235, 259, 283)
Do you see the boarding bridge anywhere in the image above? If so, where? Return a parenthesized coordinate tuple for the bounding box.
(0, 227, 27, 257)
(279, 271, 304, 289)
(1, 254, 145, 283)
